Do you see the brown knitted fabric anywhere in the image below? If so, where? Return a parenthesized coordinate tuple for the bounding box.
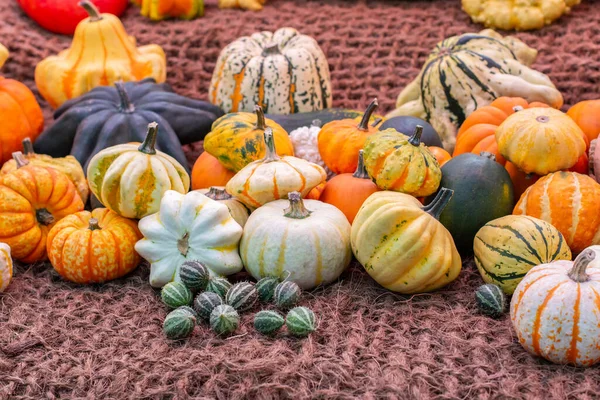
(2, 0, 600, 398)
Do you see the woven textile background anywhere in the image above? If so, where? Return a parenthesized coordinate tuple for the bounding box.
(1, 0, 600, 398)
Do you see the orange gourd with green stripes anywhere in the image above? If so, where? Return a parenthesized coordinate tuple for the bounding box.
(226, 128, 326, 209)
(514, 172, 600, 254)
(47, 208, 142, 284)
(34, 0, 166, 108)
(510, 248, 600, 367)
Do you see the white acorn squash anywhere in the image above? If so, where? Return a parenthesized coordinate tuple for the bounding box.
(0, 242, 13, 292)
(197, 186, 251, 228)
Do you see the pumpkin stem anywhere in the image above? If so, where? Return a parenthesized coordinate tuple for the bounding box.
(79, 0, 103, 22)
(262, 43, 280, 56)
(36, 208, 55, 226)
(22, 138, 35, 156)
(352, 150, 370, 179)
(177, 232, 190, 257)
(311, 119, 322, 128)
(262, 128, 280, 163)
(422, 188, 454, 220)
(12, 152, 29, 168)
(408, 126, 423, 146)
(88, 218, 101, 231)
(358, 99, 379, 131)
(513, 106, 524, 113)
(284, 192, 312, 219)
(480, 151, 496, 162)
(138, 122, 158, 155)
(114, 81, 135, 113)
(536, 115, 550, 123)
(371, 118, 383, 128)
(568, 249, 596, 283)
(205, 187, 232, 201)
(254, 105, 267, 130)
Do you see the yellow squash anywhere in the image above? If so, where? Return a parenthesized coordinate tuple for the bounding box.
(0, 43, 7, 67)
(218, 0, 265, 10)
(0, 242, 12, 292)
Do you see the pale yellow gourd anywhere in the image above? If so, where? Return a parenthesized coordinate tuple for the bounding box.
(198, 186, 251, 228)
(0, 242, 12, 292)
(218, 0, 265, 11)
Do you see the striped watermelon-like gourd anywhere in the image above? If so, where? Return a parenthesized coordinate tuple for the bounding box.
(474, 215, 572, 294)
(210, 305, 240, 335)
(193, 292, 223, 320)
(163, 307, 197, 339)
(209, 27, 332, 115)
(514, 172, 600, 254)
(254, 310, 285, 335)
(206, 276, 233, 298)
(274, 281, 301, 309)
(225, 282, 258, 311)
(475, 284, 506, 317)
(161, 282, 193, 309)
(256, 277, 279, 302)
(180, 260, 209, 292)
(286, 307, 316, 337)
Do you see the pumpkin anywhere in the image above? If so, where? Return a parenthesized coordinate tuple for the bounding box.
(240, 192, 352, 290)
(289, 120, 333, 179)
(591, 139, 600, 182)
(286, 307, 317, 337)
(362, 126, 442, 197)
(378, 116, 443, 148)
(1, 138, 89, 204)
(0, 152, 84, 263)
(218, 0, 265, 10)
(475, 284, 506, 318)
(318, 99, 381, 174)
(33, 79, 222, 171)
(351, 188, 462, 294)
(514, 172, 600, 254)
(256, 277, 279, 302)
(387, 29, 563, 151)
(268, 108, 383, 133)
(474, 215, 572, 294)
(0, 48, 44, 166)
(210, 305, 239, 335)
(191, 152, 235, 190)
(511, 248, 600, 367)
(430, 153, 514, 253)
(204, 106, 294, 172)
(274, 280, 301, 309)
(319, 150, 379, 223)
(0, 243, 13, 293)
(305, 182, 325, 200)
(35, 0, 167, 109)
(206, 276, 232, 298)
(568, 100, 600, 143)
(210, 27, 331, 114)
(254, 310, 285, 335)
(47, 208, 142, 284)
(428, 146, 452, 167)
(226, 128, 326, 208)
(194, 292, 223, 320)
(133, 0, 204, 20)
(135, 190, 244, 288)
(198, 186, 250, 228)
(462, 0, 581, 31)
(225, 282, 258, 311)
(87, 122, 190, 219)
(163, 306, 196, 339)
(495, 107, 587, 176)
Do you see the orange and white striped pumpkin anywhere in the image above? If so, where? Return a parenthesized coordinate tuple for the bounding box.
(511, 247, 600, 366)
(0, 242, 13, 292)
(226, 128, 326, 208)
(514, 172, 600, 254)
(209, 27, 332, 114)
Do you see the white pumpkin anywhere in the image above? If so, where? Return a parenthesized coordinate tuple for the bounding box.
(289, 120, 333, 179)
(0, 242, 13, 292)
(197, 186, 251, 228)
(135, 190, 244, 288)
(240, 192, 352, 289)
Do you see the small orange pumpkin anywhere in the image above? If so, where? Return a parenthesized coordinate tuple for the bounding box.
(305, 181, 326, 200)
(191, 151, 235, 190)
(47, 208, 142, 284)
(567, 100, 600, 143)
(428, 146, 452, 167)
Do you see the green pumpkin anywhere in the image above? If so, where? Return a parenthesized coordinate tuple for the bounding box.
(475, 284, 506, 318)
(274, 281, 301, 309)
(205, 276, 232, 298)
(179, 260, 209, 292)
(254, 310, 285, 335)
(225, 282, 258, 312)
(161, 282, 193, 309)
(210, 305, 240, 336)
(163, 307, 197, 339)
(285, 307, 316, 337)
(256, 277, 279, 302)
(427, 152, 514, 254)
(193, 292, 223, 320)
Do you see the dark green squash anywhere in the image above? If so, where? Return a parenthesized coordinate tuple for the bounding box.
(33, 78, 224, 172)
(426, 152, 514, 254)
(475, 284, 506, 318)
(378, 116, 443, 148)
(267, 108, 382, 133)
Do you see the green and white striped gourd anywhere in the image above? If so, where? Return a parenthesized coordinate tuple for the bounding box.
(254, 310, 285, 335)
(206, 276, 232, 298)
(274, 281, 301, 309)
(475, 284, 506, 318)
(193, 291, 223, 320)
(163, 307, 197, 339)
(210, 304, 240, 335)
(161, 282, 193, 309)
(179, 260, 210, 292)
(256, 277, 279, 302)
(286, 307, 316, 337)
(225, 282, 258, 311)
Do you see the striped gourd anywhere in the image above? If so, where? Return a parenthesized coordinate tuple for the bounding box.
(274, 281, 301, 309)
(225, 282, 258, 311)
(198, 187, 251, 228)
(161, 282, 193, 309)
(206, 276, 233, 298)
(210, 305, 240, 335)
(209, 27, 332, 115)
(285, 307, 316, 337)
(475, 284, 506, 318)
(474, 215, 572, 294)
(254, 310, 285, 335)
(387, 29, 563, 152)
(256, 277, 279, 302)
(180, 260, 210, 292)
(514, 172, 600, 254)
(163, 307, 196, 339)
(193, 292, 223, 320)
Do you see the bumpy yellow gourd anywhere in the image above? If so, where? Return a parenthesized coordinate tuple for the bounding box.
(35, 1, 166, 108)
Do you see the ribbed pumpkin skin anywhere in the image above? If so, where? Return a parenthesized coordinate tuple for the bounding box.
(0, 165, 84, 263)
(351, 191, 462, 294)
(204, 111, 294, 172)
(161, 282, 193, 309)
(254, 310, 285, 334)
(135, 0, 204, 20)
(191, 152, 235, 190)
(475, 284, 506, 318)
(198, 187, 250, 228)
(514, 172, 600, 254)
(209, 27, 331, 114)
(427, 147, 452, 167)
(163, 307, 196, 339)
(47, 208, 142, 284)
(286, 307, 316, 337)
(568, 100, 600, 143)
(193, 291, 223, 320)
(0, 243, 13, 292)
(474, 215, 572, 294)
(591, 140, 600, 183)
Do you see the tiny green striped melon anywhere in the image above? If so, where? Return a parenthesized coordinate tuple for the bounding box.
(210, 304, 239, 335)
(226, 282, 258, 311)
(163, 307, 197, 339)
(274, 281, 301, 309)
(254, 310, 285, 335)
(286, 307, 316, 337)
(256, 277, 279, 302)
(206, 276, 232, 298)
(161, 282, 193, 309)
(193, 292, 223, 320)
(475, 284, 506, 318)
(180, 260, 210, 291)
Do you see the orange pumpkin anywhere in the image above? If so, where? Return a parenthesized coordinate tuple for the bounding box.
(428, 146, 452, 167)
(0, 152, 84, 262)
(191, 151, 235, 190)
(318, 99, 381, 174)
(567, 100, 600, 143)
(306, 181, 326, 200)
(514, 172, 600, 254)
(320, 150, 379, 223)
(47, 208, 142, 284)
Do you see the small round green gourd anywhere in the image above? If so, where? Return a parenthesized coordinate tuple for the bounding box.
(254, 310, 285, 335)
(161, 282, 193, 309)
(194, 291, 223, 320)
(226, 282, 258, 311)
(180, 260, 210, 291)
(206, 276, 232, 298)
(210, 304, 239, 335)
(163, 307, 197, 339)
(286, 307, 316, 337)
(256, 277, 279, 302)
(274, 281, 301, 309)
(475, 283, 506, 318)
